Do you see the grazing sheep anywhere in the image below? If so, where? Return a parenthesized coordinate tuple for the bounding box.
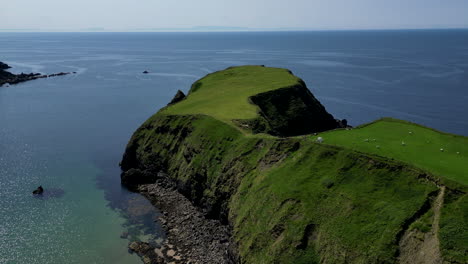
(440, 148, 444, 152)
(364, 139, 369, 142)
(401, 141, 406, 146)
(316, 137, 324, 143)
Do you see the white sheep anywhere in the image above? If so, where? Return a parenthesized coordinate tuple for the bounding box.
(401, 141, 406, 146)
(440, 148, 444, 152)
(316, 137, 324, 143)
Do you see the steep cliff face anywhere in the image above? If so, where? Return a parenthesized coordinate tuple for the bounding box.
(120, 66, 467, 263)
(121, 114, 276, 222)
(121, 113, 458, 263)
(244, 81, 341, 136)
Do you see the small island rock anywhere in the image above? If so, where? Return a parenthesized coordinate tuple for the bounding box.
(32, 186, 44, 195)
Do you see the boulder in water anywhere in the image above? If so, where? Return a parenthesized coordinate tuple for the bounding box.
(32, 186, 44, 195)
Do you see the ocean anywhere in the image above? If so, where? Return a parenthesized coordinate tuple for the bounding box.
(0, 30, 467, 263)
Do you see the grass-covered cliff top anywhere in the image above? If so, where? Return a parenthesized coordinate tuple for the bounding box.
(123, 66, 467, 263)
(162, 66, 301, 123)
(161, 65, 339, 136)
(160, 65, 468, 187)
(315, 118, 468, 187)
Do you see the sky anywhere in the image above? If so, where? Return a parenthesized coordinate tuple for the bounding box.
(1, 0, 468, 32)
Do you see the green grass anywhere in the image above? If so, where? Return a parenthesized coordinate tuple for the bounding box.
(162, 67, 468, 187)
(124, 66, 468, 263)
(162, 66, 300, 124)
(314, 118, 468, 186)
(127, 114, 440, 263)
(231, 142, 436, 264)
(439, 193, 468, 263)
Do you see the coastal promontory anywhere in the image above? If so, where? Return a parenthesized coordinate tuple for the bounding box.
(121, 66, 467, 264)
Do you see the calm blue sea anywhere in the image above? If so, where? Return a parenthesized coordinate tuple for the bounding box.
(0, 30, 467, 263)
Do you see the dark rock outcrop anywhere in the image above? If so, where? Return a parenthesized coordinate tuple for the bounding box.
(32, 186, 44, 195)
(167, 90, 186, 106)
(246, 80, 344, 136)
(121, 168, 158, 189)
(0, 61, 75, 87)
(0, 62, 15, 84)
(0, 61, 11, 70)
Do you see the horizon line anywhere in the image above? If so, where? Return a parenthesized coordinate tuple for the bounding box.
(1, 27, 468, 33)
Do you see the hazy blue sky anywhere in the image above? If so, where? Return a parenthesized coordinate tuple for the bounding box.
(1, 0, 468, 31)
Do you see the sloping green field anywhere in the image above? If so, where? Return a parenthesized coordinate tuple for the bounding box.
(162, 65, 300, 124)
(314, 118, 468, 186)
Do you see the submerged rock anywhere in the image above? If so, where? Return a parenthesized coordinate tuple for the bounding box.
(128, 241, 164, 264)
(120, 231, 129, 239)
(129, 241, 152, 255)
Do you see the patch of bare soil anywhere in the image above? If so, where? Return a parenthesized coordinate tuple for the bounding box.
(398, 186, 445, 264)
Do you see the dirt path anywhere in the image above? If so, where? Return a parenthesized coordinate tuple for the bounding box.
(398, 186, 445, 264)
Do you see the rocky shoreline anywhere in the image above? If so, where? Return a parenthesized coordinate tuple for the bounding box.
(0, 61, 75, 87)
(128, 173, 238, 264)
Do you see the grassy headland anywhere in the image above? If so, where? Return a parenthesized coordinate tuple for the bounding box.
(121, 66, 467, 263)
(162, 66, 300, 122)
(162, 65, 340, 136)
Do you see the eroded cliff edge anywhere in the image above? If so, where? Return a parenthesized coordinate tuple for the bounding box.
(121, 66, 467, 264)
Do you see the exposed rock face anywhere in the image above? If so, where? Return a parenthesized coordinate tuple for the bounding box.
(246, 80, 343, 136)
(167, 90, 186, 106)
(0, 62, 15, 84)
(0, 61, 11, 70)
(121, 168, 158, 189)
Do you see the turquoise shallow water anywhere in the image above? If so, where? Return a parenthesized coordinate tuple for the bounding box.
(0, 31, 467, 263)
(0, 130, 147, 263)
